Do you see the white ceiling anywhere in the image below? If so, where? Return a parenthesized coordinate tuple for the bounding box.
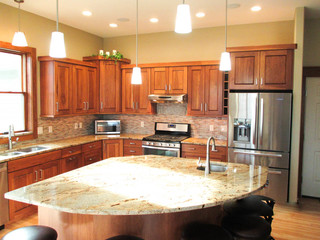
(1, 0, 320, 38)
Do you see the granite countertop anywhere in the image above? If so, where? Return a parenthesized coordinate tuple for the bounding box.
(0, 134, 148, 163)
(182, 138, 227, 147)
(5, 155, 268, 215)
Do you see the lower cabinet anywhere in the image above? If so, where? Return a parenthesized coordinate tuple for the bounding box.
(123, 139, 143, 156)
(61, 153, 83, 173)
(103, 139, 124, 159)
(82, 141, 103, 166)
(181, 144, 227, 162)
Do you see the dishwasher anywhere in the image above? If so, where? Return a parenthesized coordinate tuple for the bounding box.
(0, 162, 9, 229)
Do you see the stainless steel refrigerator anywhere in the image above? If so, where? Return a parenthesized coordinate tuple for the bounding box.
(228, 92, 292, 203)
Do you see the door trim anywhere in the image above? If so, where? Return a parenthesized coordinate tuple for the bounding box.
(298, 67, 320, 198)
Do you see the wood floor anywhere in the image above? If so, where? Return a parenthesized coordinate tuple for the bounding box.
(0, 197, 319, 240)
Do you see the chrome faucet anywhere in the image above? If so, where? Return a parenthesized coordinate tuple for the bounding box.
(7, 125, 17, 150)
(205, 136, 216, 176)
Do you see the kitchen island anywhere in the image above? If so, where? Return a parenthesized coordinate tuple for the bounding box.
(5, 155, 268, 240)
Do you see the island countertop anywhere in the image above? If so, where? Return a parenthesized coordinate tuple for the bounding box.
(5, 155, 268, 215)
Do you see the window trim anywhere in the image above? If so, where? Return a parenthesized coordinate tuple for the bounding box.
(0, 41, 37, 144)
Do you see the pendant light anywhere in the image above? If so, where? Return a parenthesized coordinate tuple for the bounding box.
(49, 0, 66, 58)
(219, 0, 231, 71)
(175, 0, 192, 34)
(12, 0, 28, 47)
(131, 0, 142, 84)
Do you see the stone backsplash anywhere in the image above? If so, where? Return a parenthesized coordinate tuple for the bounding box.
(102, 104, 228, 140)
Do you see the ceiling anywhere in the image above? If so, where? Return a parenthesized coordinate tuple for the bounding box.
(1, 0, 320, 38)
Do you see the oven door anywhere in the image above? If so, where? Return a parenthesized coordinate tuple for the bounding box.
(143, 145, 180, 157)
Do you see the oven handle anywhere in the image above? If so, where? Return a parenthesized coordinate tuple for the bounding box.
(142, 145, 180, 152)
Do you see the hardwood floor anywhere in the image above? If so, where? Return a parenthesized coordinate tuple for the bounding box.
(0, 198, 319, 239)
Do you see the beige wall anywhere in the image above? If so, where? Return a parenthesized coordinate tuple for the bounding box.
(304, 18, 320, 66)
(104, 21, 294, 64)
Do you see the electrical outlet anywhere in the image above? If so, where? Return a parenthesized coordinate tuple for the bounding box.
(141, 121, 144, 127)
(79, 122, 83, 129)
(48, 126, 53, 133)
(74, 123, 79, 129)
(210, 125, 214, 131)
(37, 127, 43, 135)
(221, 126, 226, 132)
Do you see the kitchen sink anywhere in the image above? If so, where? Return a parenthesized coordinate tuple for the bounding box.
(197, 163, 228, 172)
(0, 152, 24, 157)
(18, 146, 49, 153)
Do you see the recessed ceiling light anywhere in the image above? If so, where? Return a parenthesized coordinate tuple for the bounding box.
(117, 18, 130, 22)
(196, 12, 205, 18)
(150, 18, 159, 23)
(109, 23, 118, 28)
(82, 11, 92, 16)
(228, 3, 240, 9)
(251, 6, 262, 12)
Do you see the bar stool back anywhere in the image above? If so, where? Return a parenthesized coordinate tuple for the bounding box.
(1, 225, 57, 240)
(106, 235, 144, 240)
(181, 222, 233, 240)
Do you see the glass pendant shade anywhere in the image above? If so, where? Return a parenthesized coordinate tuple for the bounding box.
(175, 4, 192, 34)
(131, 67, 142, 84)
(219, 52, 231, 71)
(12, 32, 28, 47)
(49, 31, 66, 58)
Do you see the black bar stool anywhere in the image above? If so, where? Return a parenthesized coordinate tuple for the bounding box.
(222, 214, 272, 240)
(223, 195, 275, 224)
(1, 225, 57, 240)
(106, 235, 144, 240)
(181, 222, 233, 240)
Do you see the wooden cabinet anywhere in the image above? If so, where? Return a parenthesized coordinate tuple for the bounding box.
(82, 141, 102, 166)
(72, 65, 98, 114)
(7, 150, 62, 220)
(181, 144, 227, 162)
(61, 145, 83, 173)
(39, 57, 98, 117)
(187, 65, 223, 116)
(150, 67, 187, 94)
(103, 139, 123, 159)
(122, 68, 154, 114)
(229, 49, 293, 90)
(123, 139, 143, 156)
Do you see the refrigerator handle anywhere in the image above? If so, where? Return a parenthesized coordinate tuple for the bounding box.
(252, 95, 258, 146)
(233, 150, 283, 158)
(259, 98, 264, 145)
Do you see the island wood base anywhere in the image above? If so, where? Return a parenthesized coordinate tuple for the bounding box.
(38, 206, 223, 240)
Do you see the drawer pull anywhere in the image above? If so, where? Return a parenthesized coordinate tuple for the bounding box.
(39, 169, 43, 180)
(35, 170, 38, 182)
(69, 150, 73, 153)
(129, 142, 136, 145)
(89, 145, 93, 148)
(130, 150, 136, 153)
(188, 148, 196, 150)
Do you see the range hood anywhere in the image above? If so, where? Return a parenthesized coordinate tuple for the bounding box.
(148, 94, 187, 103)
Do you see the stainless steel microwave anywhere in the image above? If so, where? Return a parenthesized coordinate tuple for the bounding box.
(95, 120, 121, 135)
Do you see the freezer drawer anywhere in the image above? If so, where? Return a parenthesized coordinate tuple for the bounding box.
(259, 168, 289, 204)
(228, 148, 289, 169)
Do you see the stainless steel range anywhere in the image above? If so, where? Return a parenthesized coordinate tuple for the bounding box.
(142, 122, 190, 157)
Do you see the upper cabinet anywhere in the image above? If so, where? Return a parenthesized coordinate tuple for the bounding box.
(187, 65, 223, 117)
(229, 45, 295, 90)
(122, 68, 155, 114)
(40, 57, 97, 117)
(150, 67, 187, 94)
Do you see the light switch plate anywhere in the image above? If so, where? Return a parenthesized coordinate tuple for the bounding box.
(37, 127, 43, 135)
(48, 126, 53, 133)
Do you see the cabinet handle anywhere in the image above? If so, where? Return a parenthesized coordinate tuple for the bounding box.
(132, 102, 135, 109)
(130, 150, 136, 153)
(56, 102, 59, 112)
(87, 102, 89, 110)
(83, 102, 86, 110)
(268, 170, 282, 175)
(205, 103, 207, 112)
(136, 102, 138, 109)
(39, 169, 43, 180)
(35, 170, 38, 182)
(189, 148, 196, 150)
(165, 85, 167, 91)
(201, 103, 203, 112)
(89, 145, 93, 148)
(261, 78, 263, 85)
(69, 150, 73, 153)
(100, 102, 103, 110)
(169, 84, 171, 91)
(255, 78, 258, 85)
(129, 142, 136, 145)
(67, 157, 74, 162)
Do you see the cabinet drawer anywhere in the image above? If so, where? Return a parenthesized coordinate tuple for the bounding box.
(124, 147, 143, 156)
(8, 150, 62, 173)
(182, 144, 206, 153)
(124, 139, 142, 148)
(61, 153, 83, 173)
(182, 144, 227, 161)
(83, 149, 102, 166)
(82, 141, 102, 152)
(61, 145, 82, 158)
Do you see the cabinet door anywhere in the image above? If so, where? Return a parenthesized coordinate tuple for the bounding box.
(72, 65, 88, 114)
(150, 67, 168, 94)
(229, 51, 260, 90)
(259, 50, 293, 90)
(8, 167, 36, 220)
(136, 68, 152, 114)
(61, 153, 83, 173)
(205, 66, 223, 116)
(37, 160, 60, 181)
(187, 66, 205, 116)
(54, 62, 73, 115)
(121, 69, 135, 114)
(168, 67, 187, 94)
(103, 140, 123, 159)
(87, 67, 99, 113)
(100, 61, 122, 113)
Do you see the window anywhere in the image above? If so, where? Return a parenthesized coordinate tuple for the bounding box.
(0, 41, 37, 143)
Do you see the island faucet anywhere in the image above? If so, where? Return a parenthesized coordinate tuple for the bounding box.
(205, 136, 217, 176)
